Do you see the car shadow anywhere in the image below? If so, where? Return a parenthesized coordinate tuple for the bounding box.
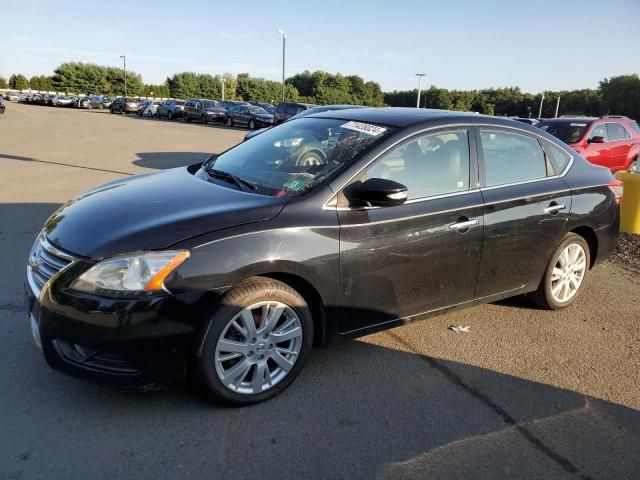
(2, 202, 639, 479)
(133, 152, 212, 170)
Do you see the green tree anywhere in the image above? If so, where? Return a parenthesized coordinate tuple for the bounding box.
(143, 83, 170, 98)
(600, 74, 640, 120)
(9, 73, 29, 90)
(0, 76, 7, 89)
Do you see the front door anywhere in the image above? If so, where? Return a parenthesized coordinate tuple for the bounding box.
(584, 123, 612, 168)
(337, 128, 484, 334)
(475, 128, 572, 297)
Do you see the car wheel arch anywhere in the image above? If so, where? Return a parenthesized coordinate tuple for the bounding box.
(570, 226, 598, 268)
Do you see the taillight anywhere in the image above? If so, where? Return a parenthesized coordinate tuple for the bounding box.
(608, 179, 623, 204)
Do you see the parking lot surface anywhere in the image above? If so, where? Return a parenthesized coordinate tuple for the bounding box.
(1, 103, 639, 479)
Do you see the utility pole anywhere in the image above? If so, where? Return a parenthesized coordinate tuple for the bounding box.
(554, 96, 561, 118)
(415, 73, 426, 108)
(277, 30, 286, 102)
(119, 55, 127, 97)
(538, 92, 545, 119)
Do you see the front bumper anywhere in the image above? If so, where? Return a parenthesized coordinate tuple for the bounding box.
(24, 265, 218, 388)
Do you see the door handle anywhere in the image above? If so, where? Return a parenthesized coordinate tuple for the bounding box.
(544, 203, 566, 214)
(448, 218, 480, 232)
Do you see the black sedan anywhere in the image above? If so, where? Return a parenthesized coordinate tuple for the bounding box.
(225, 104, 274, 129)
(25, 108, 620, 405)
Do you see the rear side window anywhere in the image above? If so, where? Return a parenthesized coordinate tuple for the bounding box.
(276, 103, 286, 114)
(630, 122, 640, 134)
(480, 130, 547, 187)
(285, 104, 297, 115)
(544, 141, 572, 174)
(607, 123, 630, 141)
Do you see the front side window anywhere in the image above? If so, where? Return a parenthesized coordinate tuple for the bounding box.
(480, 130, 547, 186)
(203, 118, 394, 197)
(589, 124, 608, 141)
(606, 123, 629, 141)
(285, 104, 298, 115)
(365, 130, 470, 199)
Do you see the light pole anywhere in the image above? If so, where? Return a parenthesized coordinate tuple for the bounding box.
(554, 95, 561, 118)
(277, 29, 286, 103)
(220, 76, 225, 101)
(119, 55, 127, 97)
(538, 92, 545, 119)
(415, 73, 426, 108)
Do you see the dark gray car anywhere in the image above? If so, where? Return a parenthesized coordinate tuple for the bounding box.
(183, 99, 226, 124)
(157, 99, 185, 120)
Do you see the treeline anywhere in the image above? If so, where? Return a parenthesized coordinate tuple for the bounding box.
(3, 62, 639, 119)
(384, 75, 640, 120)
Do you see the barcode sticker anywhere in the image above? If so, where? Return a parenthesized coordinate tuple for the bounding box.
(341, 121, 387, 136)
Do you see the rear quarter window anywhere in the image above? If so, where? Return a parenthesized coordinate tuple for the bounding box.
(544, 141, 572, 174)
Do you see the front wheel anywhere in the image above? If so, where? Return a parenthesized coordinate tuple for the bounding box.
(201, 114, 208, 124)
(249, 119, 256, 130)
(530, 233, 590, 310)
(196, 277, 313, 405)
(226, 117, 233, 127)
(168, 111, 173, 120)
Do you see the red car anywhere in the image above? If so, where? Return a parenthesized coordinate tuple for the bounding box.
(537, 116, 640, 172)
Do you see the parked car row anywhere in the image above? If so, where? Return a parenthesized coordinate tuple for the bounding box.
(6, 91, 115, 110)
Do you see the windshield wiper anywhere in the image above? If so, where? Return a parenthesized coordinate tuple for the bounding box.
(207, 168, 257, 192)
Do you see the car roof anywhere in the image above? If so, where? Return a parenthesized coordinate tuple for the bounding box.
(305, 107, 492, 128)
(538, 117, 596, 124)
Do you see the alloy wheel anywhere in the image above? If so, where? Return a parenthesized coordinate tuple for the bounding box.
(214, 301, 303, 395)
(550, 243, 587, 303)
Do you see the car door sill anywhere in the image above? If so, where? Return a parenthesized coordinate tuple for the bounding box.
(340, 285, 528, 337)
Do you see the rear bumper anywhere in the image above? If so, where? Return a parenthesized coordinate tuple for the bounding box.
(593, 207, 620, 266)
(25, 277, 219, 389)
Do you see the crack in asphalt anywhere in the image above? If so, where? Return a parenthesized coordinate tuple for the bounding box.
(385, 331, 594, 480)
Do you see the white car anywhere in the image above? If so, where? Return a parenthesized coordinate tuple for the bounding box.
(4, 91, 20, 101)
(139, 100, 160, 117)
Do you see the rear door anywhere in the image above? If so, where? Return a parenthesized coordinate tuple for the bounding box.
(337, 127, 485, 333)
(476, 127, 572, 297)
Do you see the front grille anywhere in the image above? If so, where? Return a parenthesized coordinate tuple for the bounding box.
(27, 233, 77, 297)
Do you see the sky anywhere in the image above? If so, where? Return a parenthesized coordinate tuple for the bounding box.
(1, 0, 639, 93)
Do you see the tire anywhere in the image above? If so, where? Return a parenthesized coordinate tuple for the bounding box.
(226, 117, 233, 127)
(249, 119, 256, 130)
(196, 277, 313, 405)
(529, 233, 590, 310)
(98, 103, 104, 110)
(168, 111, 173, 120)
(110, 108, 115, 114)
(185, 114, 191, 122)
(201, 114, 208, 125)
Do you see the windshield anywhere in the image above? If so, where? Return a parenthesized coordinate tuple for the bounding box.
(537, 121, 590, 144)
(204, 117, 394, 196)
(248, 106, 268, 115)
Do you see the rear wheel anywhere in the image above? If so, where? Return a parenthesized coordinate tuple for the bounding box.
(201, 114, 208, 124)
(185, 113, 191, 122)
(226, 117, 233, 127)
(249, 119, 256, 130)
(168, 111, 173, 120)
(530, 233, 590, 310)
(196, 278, 313, 405)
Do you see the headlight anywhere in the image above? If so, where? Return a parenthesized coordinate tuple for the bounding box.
(70, 250, 189, 295)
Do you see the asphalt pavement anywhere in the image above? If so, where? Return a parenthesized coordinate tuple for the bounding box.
(1, 103, 639, 480)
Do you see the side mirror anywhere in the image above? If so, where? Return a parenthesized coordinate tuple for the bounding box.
(354, 178, 408, 207)
(588, 135, 606, 144)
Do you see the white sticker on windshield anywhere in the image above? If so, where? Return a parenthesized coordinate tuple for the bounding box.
(340, 121, 387, 136)
(570, 123, 587, 127)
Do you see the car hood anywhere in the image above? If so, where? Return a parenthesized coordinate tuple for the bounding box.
(44, 167, 285, 258)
